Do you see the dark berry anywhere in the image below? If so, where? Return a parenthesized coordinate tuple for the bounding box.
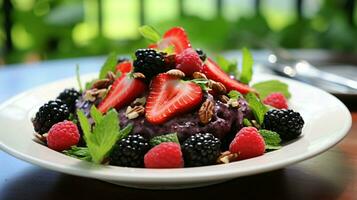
(57, 88, 80, 112)
(263, 109, 304, 141)
(133, 49, 166, 79)
(110, 134, 150, 167)
(195, 48, 206, 62)
(182, 133, 221, 167)
(117, 57, 129, 64)
(32, 100, 70, 134)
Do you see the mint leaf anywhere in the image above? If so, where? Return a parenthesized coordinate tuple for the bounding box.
(252, 80, 291, 99)
(216, 55, 239, 79)
(118, 124, 133, 141)
(90, 105, 103, 124)
(63, 146, 91, 161)
(243, 118, 252, 127)
(89, 109, 120, 163)
(227, 90, 242, 100)
(150, 133, 179, 146)
(259, 129, 282, 150)
(138, 25, 161, 43)
(99, 52, 117, 79)
(191, 79, 211, 91)
(76, 64, 83, 92)
(245, 92, 268, 125)
(77, 109, 92, 142)
(240, 48, 254, 84)
(162, 45, 175, 54)
(77, 109, 123, 164)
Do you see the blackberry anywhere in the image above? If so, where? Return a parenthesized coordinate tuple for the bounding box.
(110, 134, 150, 167)
(195, 48, 206, 62)
(117, 57, 129, 64)
(263, 109, 304, 141)
(182, 133, 221, 167)
(133, 49, 166, 79)
(32, 100, 70, 134)
(57, 88, 80, 112)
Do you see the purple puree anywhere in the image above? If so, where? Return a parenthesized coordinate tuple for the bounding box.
(76, 94, 251, 142)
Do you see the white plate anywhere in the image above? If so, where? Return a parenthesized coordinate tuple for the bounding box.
(0, 73, 351, 189)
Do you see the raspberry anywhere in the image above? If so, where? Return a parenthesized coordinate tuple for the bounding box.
(57, 88, 80, 112)
(182, 133, 221, 167)
(133, 48, 167, 79)
(32, 100, 70, 134)
(110, 134, 150, 167)
(263, 109, 304, 141)
(229, 127, 265, 160)
(144, 142, 184, 168)
(263, 92, 288, 109)
(175, 48, 203, 76)
(47, 120, 80, 151)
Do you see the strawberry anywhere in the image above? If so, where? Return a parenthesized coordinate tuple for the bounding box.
(115, 61, 133, 74)
(202, 58, 254, 94)
(145, 73, 203, 124)
(150, 27, 191, 54)
(175, 48, 203, 76)
(98, 74, 146, 113)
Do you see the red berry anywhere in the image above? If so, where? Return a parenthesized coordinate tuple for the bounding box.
(98, 74, 147, 113)
(115, 61, 133, 74)
(175, 48, 203, 76)
(229, 127, 265, 160)
(144, 142, 184, 168)
(202, 58, 255, 94)
(145, 73, 203, 124)
(263, 92, 288, 109)
(47, 120, 80, 151)
(149, 27, 191, 54)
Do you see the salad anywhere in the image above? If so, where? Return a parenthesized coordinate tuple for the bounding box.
(32, 26, 304, 168)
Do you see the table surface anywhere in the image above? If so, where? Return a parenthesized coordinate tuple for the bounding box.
(0, 56, 356, 200)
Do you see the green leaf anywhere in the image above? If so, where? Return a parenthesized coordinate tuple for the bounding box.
(245, 92, 269, 125)
(89, 109, 120, 163)
(191, 79, 211, 91)
(243, 118, 252, 127)
(85, 79, 97, 90)
(240, 48, 254, 84)
(77, 109, 123, 164)
(90, 105, 103, 124)
(150, 133, 179, 146)
(138, 25, 161, 43)
(63, 146, 91, 161)
(162, 45, 175, 54)
(227, 90, 242, 100)
(77, 109, 92, 143)
(259, 129, 282, 146)
(118, 124, 133, 141)
(252, 80, 291, 99)
(76, 64, 83, 92)
(99, 52, 118, 79)
(216, 55, 239, 79)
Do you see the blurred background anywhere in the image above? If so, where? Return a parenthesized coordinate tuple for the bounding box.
(0, 0, 357, 66)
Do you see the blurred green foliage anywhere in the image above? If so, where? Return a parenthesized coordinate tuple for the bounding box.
(0, 0, 357, 65)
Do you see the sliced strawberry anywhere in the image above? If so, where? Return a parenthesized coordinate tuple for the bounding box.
(98, 74, 146, 113)
(115, 61, 133, 74)
(146, 74, 203, 124)
(154, 27, 191, 54)
(202, 58, 254, 94)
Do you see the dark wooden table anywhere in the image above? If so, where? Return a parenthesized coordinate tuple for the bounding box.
(0, 57, 356, 200)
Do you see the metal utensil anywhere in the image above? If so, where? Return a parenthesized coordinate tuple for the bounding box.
(265, 49, 357, 93)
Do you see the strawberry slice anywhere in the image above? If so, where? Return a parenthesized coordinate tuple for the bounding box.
(115, 61, 133, 74)
(145, 74, 203, 124)
(150, 27, 191, 54)
(98, 74, 146, 113)
(202, 58, 254, 94)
